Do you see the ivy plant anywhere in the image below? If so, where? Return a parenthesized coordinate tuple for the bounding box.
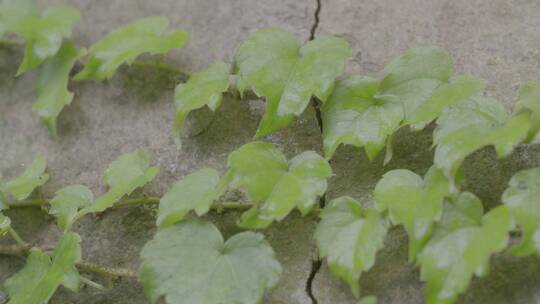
(1, 2, 540, 304)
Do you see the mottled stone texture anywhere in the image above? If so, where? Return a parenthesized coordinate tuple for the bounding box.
(1, 0, 540, 303)
(315, 0, 540, 303)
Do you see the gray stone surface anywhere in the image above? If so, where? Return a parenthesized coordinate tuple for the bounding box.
(0, 0, 320, 303)
(318, 0, 540, 107)
(315, 0, 540, 302)
(1, 0, 540, 303)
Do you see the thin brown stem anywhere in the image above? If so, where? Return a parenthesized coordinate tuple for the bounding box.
(0, 243, 138, 279)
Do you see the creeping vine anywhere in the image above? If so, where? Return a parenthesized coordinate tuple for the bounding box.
(1, 1, 540, 304)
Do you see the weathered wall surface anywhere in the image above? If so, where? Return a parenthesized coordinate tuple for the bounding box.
(1, 0, 540, 303)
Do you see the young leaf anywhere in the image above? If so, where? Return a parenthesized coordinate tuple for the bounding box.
(235, 28, 351, 137)
(139, 219, 281, 304)
(73, 16, 189, 81)
(49, 185, 93, 230)
(77, 149, 159, 217)
(157, 167, 221, 229)
(514, 80, 540, 143)
(315, 197, 388, 297)
(32, 41, 82, 138)
(379, 47, 453, 120)
(5, 232, 81, 304)
(226, 141, 288, 203)
(434, 96, 531, 180)
(258, 151, 332, 219)
(406, 75, 485, 127)
(322, 75, 403, 159)
(322, 47, 459, 159)
(225, 142, 331, 228)
(0, 212, 10, 236)
(374, 166, 450, 259)
(502, 167, 540, 256)
(2, 155, 49, 201)
(174, 61, 229, 148)
(0, 0, 80, 75)
(418, 194, 512, 304)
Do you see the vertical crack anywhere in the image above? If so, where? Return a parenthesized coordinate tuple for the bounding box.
(306, 259, 322, 303)
(307, 1, 324, 303)
(309, 0, 322, 41)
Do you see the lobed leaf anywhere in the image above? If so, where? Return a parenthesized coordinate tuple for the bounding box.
(235, 28, 351, 137)
(139, 219, 281, 304)
(77, 149, 158, 217)
(0, 0, 80, 75)
(2, 155, 49, 201)
(502, 167, 540, 256)
(73, 16, 188, 81)
(226, 141, 288, 203)
(32, 41, 83, 138)
(5, 232, 81, 304)
(514, 80, 540, 143)
(322, 47, 464, 159)
(322, 76, 402, 159)
(157, 167, 221, 229)
(433, 96, 531, 180)
(225, 142, 331, 228)
(374, 166, 450, 259)
(418, 193, 512, 304)
(49, 184, 93, 230)
(174, 61, 229, 148)
(315, 197, 388, 297)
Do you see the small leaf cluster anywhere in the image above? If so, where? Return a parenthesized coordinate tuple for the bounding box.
(1, 1, 540, 304)
(0, 0, 187, 138)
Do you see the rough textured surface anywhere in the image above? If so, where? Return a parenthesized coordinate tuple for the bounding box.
(314, 0, 540, 302)
(318, 0, 540, 107)
(0, 0, 318, 303)
(1, 0, 540, 303)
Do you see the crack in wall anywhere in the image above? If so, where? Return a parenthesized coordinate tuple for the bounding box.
(309, 0, 322, 40)
(306, 0, 324, 303)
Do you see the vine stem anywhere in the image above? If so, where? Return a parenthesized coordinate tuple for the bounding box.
(0, 242, 139, 279)
(7, 197, 253, 212)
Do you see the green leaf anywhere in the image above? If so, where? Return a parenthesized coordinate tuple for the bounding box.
(157, 167, 221, 229)
(0, 212, 10, 236)
(315, 197, 388, 297)
(225, 142, 331, 228)
(502, 167, 540, 256)
(258, 151, 332, 219)
(322, 75, 403, 159)
(0, 0, 80, 75)
(5, 232, 81, 304)
(434, 96, 531, 180)
(406, 75, 485, 127)
(226, 141, 288, 203)
(174, 61, 229, 148)
(0, 191, 7, 210)
(322, 47, 457, 159)
(32, 41, 83, 138)
(515, 80, 540, 143)
(73, 16, 189, 81)
(379, 47, 453, 120)
(374, 166, 450, 259)
(235, 28, 351, 137)
(49, 185, 93, 230)
(358, 296, 377, 304)
(418, 193, 512, 304)
(139, 219, 281, 304)
(2, 155, 49, 201)
(77, 149, 159, 216)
